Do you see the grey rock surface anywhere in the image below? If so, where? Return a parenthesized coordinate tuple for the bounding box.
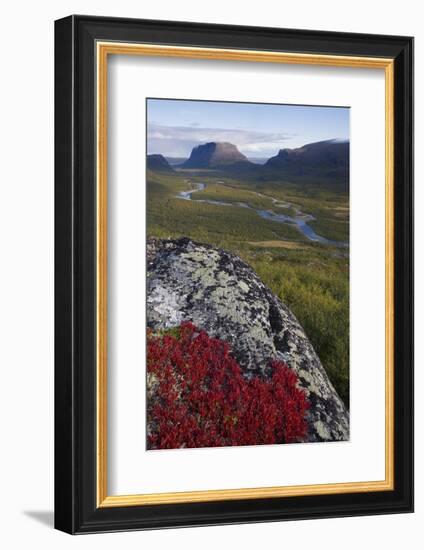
(147, 237, 349, 442)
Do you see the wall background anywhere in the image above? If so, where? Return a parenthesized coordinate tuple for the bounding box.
(0, 1, 420, 548)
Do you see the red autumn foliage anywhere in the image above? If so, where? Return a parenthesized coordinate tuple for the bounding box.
(147, 322, 310, 450)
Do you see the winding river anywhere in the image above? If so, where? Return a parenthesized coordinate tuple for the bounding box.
(177, 182, 347, 247)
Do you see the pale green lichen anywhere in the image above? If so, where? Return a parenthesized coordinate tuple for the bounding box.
(238, 280, 250, 293)
(315, 421, 331, 440)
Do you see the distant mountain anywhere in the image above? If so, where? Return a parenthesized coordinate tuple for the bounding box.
(247, 157, 269, 165)
(165, 157, 188, 166)
(147, 154, 173, 171)
(148, 140, 349, 188)
(264, 140, 349, 181)
(181, 142, 250, 169)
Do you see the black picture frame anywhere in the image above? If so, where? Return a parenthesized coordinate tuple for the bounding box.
(55, 14, 414, 534)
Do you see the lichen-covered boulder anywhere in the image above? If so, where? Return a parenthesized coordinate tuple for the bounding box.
(147, 237, 349, 442)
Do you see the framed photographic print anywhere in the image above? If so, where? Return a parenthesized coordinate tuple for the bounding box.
(54, 15, 414, 534)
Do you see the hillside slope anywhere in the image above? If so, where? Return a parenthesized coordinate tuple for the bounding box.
(147, 237, 349, 442)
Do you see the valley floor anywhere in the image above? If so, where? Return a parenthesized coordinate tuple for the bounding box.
(147, 168, 350, 407)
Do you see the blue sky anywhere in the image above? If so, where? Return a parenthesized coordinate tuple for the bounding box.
(147, 98, 349, 159)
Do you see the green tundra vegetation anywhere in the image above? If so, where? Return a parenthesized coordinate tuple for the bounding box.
(146, 168, 350, 408)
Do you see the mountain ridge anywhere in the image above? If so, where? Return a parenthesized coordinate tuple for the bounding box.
(147, 154, 174, 171)
(264, 139, 349, 179)
(151, 139, 349, 186)
(181, 141, 250, 169)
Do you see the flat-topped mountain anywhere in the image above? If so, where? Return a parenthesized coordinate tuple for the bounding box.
(148, 139, 349, 188)
(147, 154, 173, 171)
(264, 139, 349, 180)
(181, 142, 249, 169)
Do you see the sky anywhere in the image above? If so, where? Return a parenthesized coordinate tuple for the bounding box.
(147, 98, 349, 159)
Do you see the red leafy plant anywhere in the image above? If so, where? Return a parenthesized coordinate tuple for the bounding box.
(147, 322, 310, 450)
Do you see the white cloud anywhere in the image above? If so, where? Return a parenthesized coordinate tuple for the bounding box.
(147, 123, 293, 157)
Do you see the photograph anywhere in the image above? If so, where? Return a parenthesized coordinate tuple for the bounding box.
(50, 11, 413, 536)
(146, 98, 350, 450)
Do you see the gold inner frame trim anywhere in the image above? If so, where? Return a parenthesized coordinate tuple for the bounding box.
(96, 41, 395, 508)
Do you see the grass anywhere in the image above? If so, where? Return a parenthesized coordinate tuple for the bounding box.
(194, 182, 277, 209)
(249, 247, 349, 406)
(309, 217, 349, 243)
(247, 240, 307, 250)
(147, 169, 350, 408)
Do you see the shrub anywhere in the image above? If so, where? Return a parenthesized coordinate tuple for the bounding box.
(147, 322, 310, 450)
